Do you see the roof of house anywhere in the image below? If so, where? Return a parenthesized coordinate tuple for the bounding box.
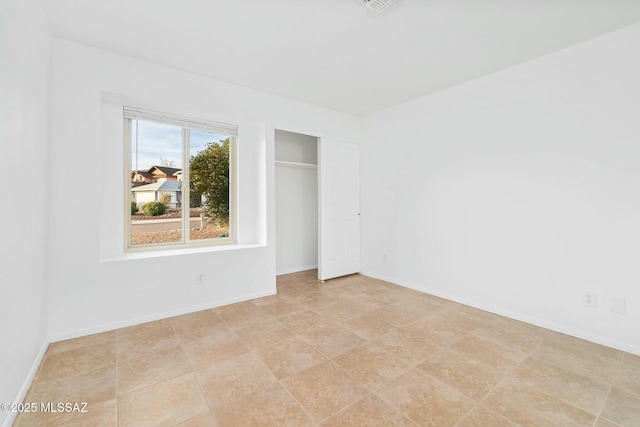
(132, 166, 182, 177)
(131, 180, 181, 192)
(132, 170, 153, 178)
(150, 166, 181, 176)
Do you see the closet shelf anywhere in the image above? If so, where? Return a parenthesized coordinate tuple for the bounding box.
(275, 160, 318, 169)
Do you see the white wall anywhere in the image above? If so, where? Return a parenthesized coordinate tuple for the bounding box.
(275, 130, 318, 275)
(361, 24, 640, 355)
(48, 39, 359, 340)
(0, 1, 51, 425)
(275, 129, 318, 164)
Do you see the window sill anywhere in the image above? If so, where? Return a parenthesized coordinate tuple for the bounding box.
(99, 242, 265, 263)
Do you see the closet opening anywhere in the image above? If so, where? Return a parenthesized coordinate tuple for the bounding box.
(275, 130, 319, 276)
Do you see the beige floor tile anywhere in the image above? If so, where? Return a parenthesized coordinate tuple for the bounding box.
(24, 273, 640, 427)
(117, 345, 192, 395)
(340, 313, 396, 341)
(395, 295, 451, 318)
(211, 382, 314, 427)
(259, 299, 306, 317)
(613, 352, 640, 396)
(181, 326, 249, 371)
(403, 317, 467, 347)
(396, 298, 464, 324)
(448, 304, 501, 324)
(55, 398, 117, 427)
(169, 308, 222, 327)
(450, 335, 528, 372)
(594, 417, 622, 427)
(342, 294, 389, 312)
(235, 318, 297, 351)
(27, 365, 116, 406)
(333, 342, 412, 391)
(195, 351, 277, 407)
(483, 377, 596, 427)
(300, 322, 364, 358)
(455, 405, 517, 427)
(14, 398, 117, 427)
(321, 394, 415, 427)
(213, 300, 261, 315)
(279, 286, 320, 301)
(319, 285, 366, 300)
(277, 309, 326, 334)
(173, 318, 230, 346)
(532, 335, 623, 384)
(600, 387, 640, 426)
(37, 342, 115, 381)
(116, 324, 179, 362)
(511, 356, 610, 413)
(543, 331, 623, 360)
(118, 373, 208, 427)
(174, 411, 220, 427)
(217, 305, 274, 329)
(47, 330, 116, 355)
(117, 318, 173, 337)
(376, 367, 476, 426)
(365, 287, 410, 303)
(369, 302, 425, 327)
(254, 336, 327, 379)
(298, 292, 337, 309)
(289, 269, 318, 281)
(281, 361, 369, 422)
(472, 321, 545, 354)
(417, 349, 504, 400)
(310, 300, 365, 321)
(250, 292, 290, 305)
(372, 327, 441, 365)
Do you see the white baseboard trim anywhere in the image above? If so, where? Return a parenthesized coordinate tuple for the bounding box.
(276, 265, 318, 276)
(361, 270, 640, 356)
(3, 338, 49, 427)
(48, 289, 276, 343)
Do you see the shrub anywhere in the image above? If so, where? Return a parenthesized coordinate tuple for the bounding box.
(142, 201, 166, 216)
(159, 193, 172, 205)
(131, 201, 139, 215)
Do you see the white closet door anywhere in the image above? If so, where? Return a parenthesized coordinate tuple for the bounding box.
(318, 138, 360, 281)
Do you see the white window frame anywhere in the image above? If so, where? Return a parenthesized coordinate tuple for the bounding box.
(124, 107, 237, 252)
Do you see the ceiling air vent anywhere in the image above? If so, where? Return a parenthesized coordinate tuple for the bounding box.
(361, 0, 397, 13)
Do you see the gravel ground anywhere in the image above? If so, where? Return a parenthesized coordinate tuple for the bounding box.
(131, 225, 229, 245)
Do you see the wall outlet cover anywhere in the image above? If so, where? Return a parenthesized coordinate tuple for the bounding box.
(583, 291, 597, 308)
(610, 297, 627, 315)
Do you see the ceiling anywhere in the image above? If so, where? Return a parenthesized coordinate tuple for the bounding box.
(41, 0, 640, 116)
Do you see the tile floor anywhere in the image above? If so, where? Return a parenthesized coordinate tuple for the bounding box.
(14, 271, 640, 426)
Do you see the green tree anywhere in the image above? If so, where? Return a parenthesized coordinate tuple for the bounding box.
(189, 138, 230, 225)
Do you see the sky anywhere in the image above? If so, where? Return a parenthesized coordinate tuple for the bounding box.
(130, 120, 228, 171)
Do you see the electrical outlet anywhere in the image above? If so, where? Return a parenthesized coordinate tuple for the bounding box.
(383, 252, 388, 262)
(197, 273, 205, 286)
(583, 291, 597, 308)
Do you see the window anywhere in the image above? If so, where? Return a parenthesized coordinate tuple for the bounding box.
(124, 107, 237, 250)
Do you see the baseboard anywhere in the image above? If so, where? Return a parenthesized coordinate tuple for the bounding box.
(48, 289, 276, 343)
(361, 270, 640, 356)
(276, 265, 318, 276)
(2, 338, 49, 427)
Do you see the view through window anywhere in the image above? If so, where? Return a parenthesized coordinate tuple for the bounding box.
(125, 108, 236, 249)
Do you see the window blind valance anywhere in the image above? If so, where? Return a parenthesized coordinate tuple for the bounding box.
(123, 107, 238, 136)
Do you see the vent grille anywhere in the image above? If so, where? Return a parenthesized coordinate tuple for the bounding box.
(363, 0, 397, 12)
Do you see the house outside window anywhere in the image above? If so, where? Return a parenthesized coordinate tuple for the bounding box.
(124, 107, 237, 250)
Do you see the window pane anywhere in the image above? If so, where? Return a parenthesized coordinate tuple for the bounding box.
(189, 129, 231, 241)
(130, 120, 183, 246)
